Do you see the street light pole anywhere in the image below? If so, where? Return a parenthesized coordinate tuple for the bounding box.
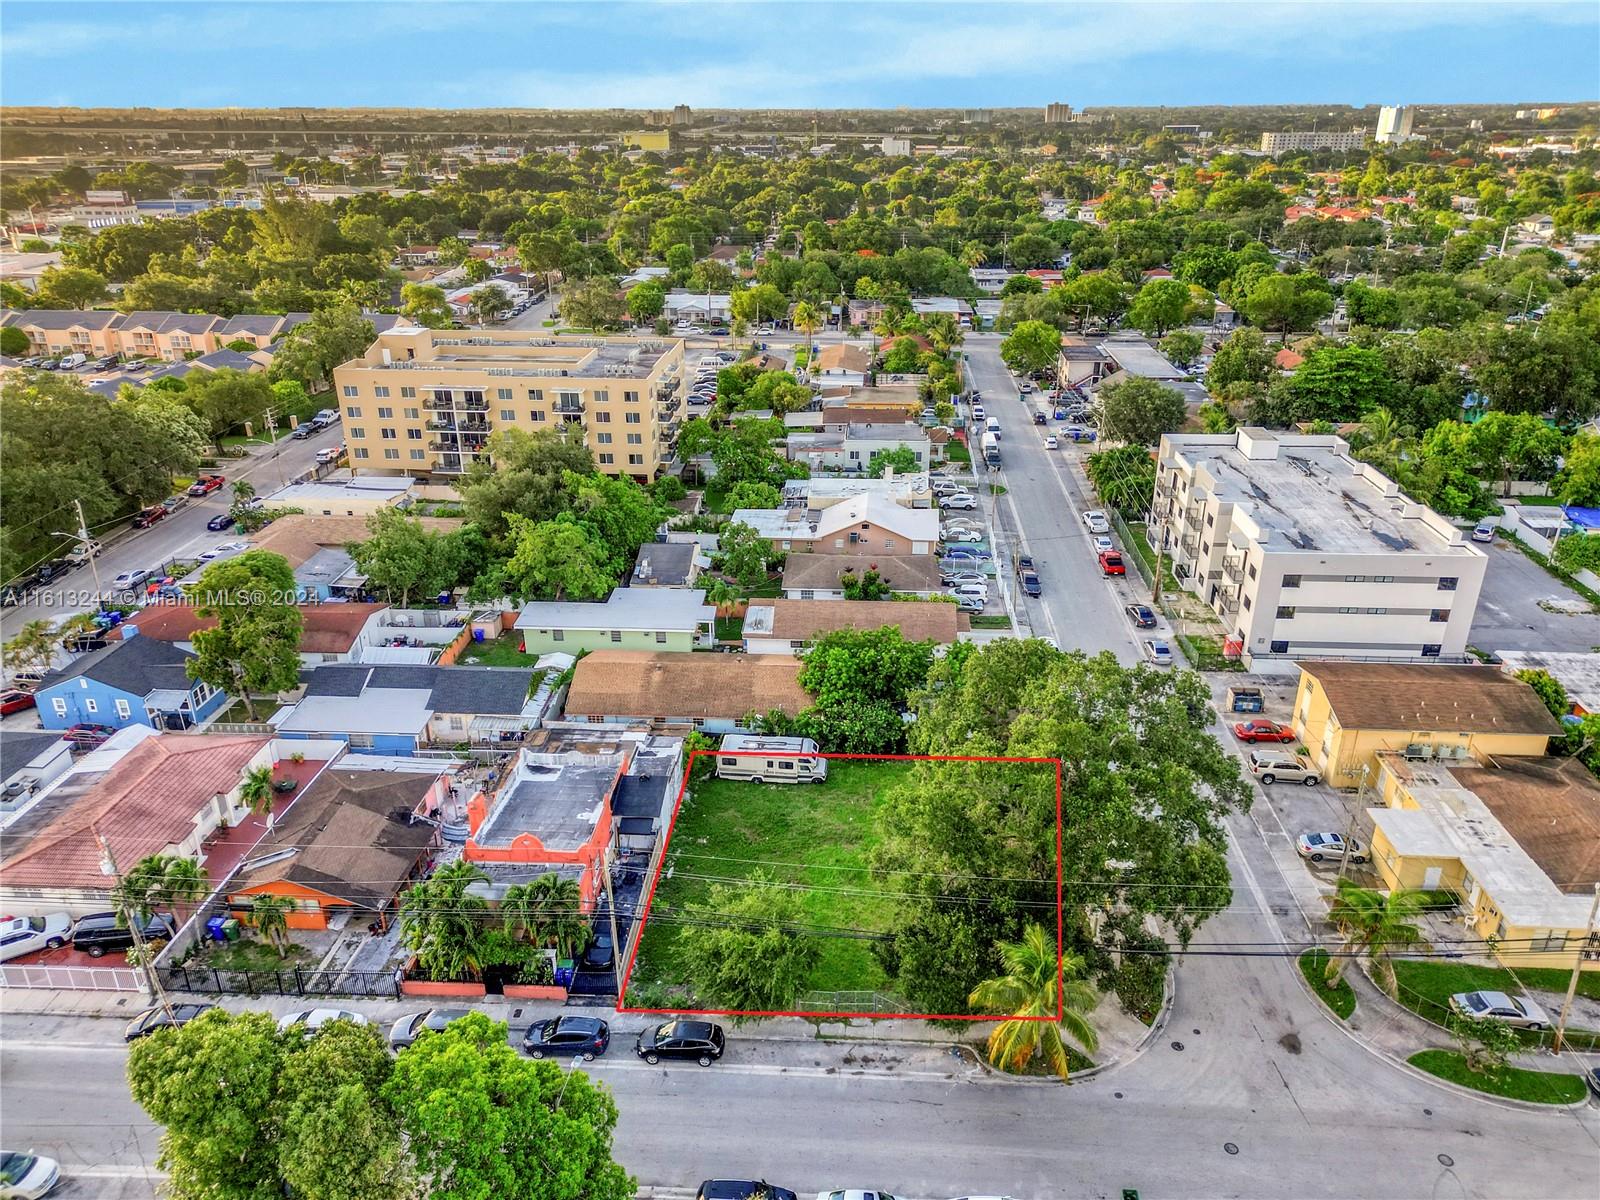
(96, 829, 174, 1019)
(53, 499, 105, 608)
(1552, 883, 1600, 1054)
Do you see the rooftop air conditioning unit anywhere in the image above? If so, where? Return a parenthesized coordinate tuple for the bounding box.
(1403, 743, 1433, 760)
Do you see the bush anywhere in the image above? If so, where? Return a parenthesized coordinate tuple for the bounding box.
(1553, 532, 1600, 574)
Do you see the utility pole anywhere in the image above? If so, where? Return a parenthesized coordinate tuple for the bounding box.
(600, 844, 624, 1000)
(96, 830, 174, 1018)
(1552, 883, 1600, 1054)
(73, 499, 104, 605)
(1336, 764, 1371, 882)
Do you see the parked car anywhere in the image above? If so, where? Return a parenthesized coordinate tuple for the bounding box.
(955, 595, 985, 615)
(67, 539, 103, 563)
(947, 583, 989, 604)
(315, 445, 346, 465)
(0, 912, 74, 962)
(940, 492, 978, 510)
(815, 1191, 897, 1200)
(1143, 639, 1173, 666)
(939, 547, 992, 563)
(1043, 435, 1058, 449)
(124, 1002, 216, 1042)
(1125, 603, 1157, 628)
(1081, 510, 1110, 534)
(388, 1008, 472, 1050)
(1448, 990, 1550, 1030)
(34, 559, 76, 586)
(583, 930, 615, 969)
(62, 723, 116, 750)
(1471, 520, 1496, 543)
(278, 1008, 370, 1032)
(206, 512, 237, 531)
(197, 541, 249, 563)
(0, 689, 37, 716)
(1097, 550, 1125, 576)
(187, 474, 226, 496)
(1019, 568, 1041, 597)
(70, 912, 176, 958)
(697, 1181, 798, 1200)
(1233, 719, 1296, 744)
(1032, 411, 1047, 425)
(111, 568, 151, 590)
(940, 529, 984, 544)
(1295, 832, 1366, 864)
(941, 570, 988, 588)
(1091, 535, 1115, 554)
(131, 505, 167, 529)
(291, 423, 316, 439)
(1249, 750, 1320, 786)
(523, 1015, 611, 1060)
(60, 631, 108, 654)
(161, 495, 187, 514)
(0, 1152, 60, 1199)
(635, 1019, 725, 1066)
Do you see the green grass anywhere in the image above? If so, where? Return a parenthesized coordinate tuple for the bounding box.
(457, 634, 539, 668)
(1176, 632, 1246, 673)
(713, 615, 743, 642)
(968, 614, 1013, 629)
(988, 484, 1008, 496)
(1391, 960, 1600, 1049)
(1299, 950, 1356, 1019)
(1408, 1050, 1586, 1104)
(632, 761, 909, 1002)
(192, 938, 313, 972)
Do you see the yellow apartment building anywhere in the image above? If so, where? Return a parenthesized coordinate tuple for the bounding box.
(330, 327, 685, 483)
(1291, 661, 1560, 788)
(1367, 753, 1600, 973)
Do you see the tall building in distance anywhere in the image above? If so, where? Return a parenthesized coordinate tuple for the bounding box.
(1375, 105, 1415, 143)
(671, 104, 693, 126)
(331, 327, 686, 484)
(962, 108, 993, 124)
(1260, 129, 1367, 154)
(1044, 101, 1073, 124)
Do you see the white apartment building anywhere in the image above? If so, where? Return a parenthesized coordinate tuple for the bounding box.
(1374, 105, 1415, 144)
(1260, 129, 1367, 154)
(1149, 429, 1487, 667)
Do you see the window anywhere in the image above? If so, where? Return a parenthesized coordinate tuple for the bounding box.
(342, 385, 359, 397)
(609, 630, 623, 643)
(1430, 609, 1450, 623)
(1205, 512, 1214, 527)
(1530, 931, 1566, 953)
(115, 698, 131, 718)
(345, 406, 362, 419)
(596, 432, 612, 444)
(551, 630, 564, 642)
(1366, 607, 1386, 615)
(84, 697, 98, 713)
(1247, 562, 1257, 580)
(1270, 640, 1289, 654)
(384, 448, 400, 460)
(656, 631, 667, 644)
(530, 410, 545, 422)
(374, 386, 390, 398)
(401, 387, 416, 399)
(1276, 606, 1295, 619)
(350, 427, 365, 439)
(594, 411, 611, 423)
(625, 390, 639, 403)
(381, 428, 397, 439)
(1438, 577, 1458, 591)
(598, 453, 614, 464)
(404, 406, 419, 419)
(407, 428, 422, 440)
(1201, 542, 1210, 556)
(497, 388, 512, 400)
(1338, 606, 1358, 614)
(410, 449, 426, 460)
(527, 388, 543, 401)
(884, 538, 895, 551)
(51, 698, 66, 716)
(1375, 575, 1395, 583)
(627, 433, 642, 444)
(625, 411, 641, 424)
(1422, 643, 1442, 657)
(377, 407, 393, 419)
(192, 681, 216, 705)
(1242, 595, 1251, 610)
(501, 409, 516, 422)
(628, 454, 644, 465)
(1344, 574, 1366, 583)
(1282, 574, 1301, 589)
(593, 390, 609, 403)
(354, 447, 370, 459)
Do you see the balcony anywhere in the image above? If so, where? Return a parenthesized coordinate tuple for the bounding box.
(553, 399, 585, 416)
(460, 435, 489, 451)
(429, 438, 459, 451)
(1180, 533, 1200, 556)
(426, 417, 457, 431)
(1182, 507, 1203, 533)
(1222, 554, 1244, 582)
(458, 418, 489, 433)
(433, 453, 463, 473)
(423, 395, 454, 410)
(460, 398, 489, 413)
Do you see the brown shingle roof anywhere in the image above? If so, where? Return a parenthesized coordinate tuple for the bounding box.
(821, 406, 918, 427)
(1454, 757, 1600, 894)
(564, 650, 811, 721)
(229, 767, 441, 909)
(814, 343, 872, 374)
(121, 602, 388, 655)
(1298, 662, 1563, 737)
(0, 734, 270, 889)
(781, 553, 944, 593)
(250, 514, 463, 569)
(745, 598, 964, 644)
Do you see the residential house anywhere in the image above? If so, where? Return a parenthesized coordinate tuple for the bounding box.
(1101, 337, 1186, 381)
(33, 633, 228, 733)
(781, 552, 944, 600)
(227, 765, 447, 930)
(733, 492, 939, 556)
(562, 650, 812, 734)
(812, 343, 873, 387)
(216, 313, 289, 350)
(513, 589, 715, 655)
(1290, 662, 1561, 788)
(262, 475, 417, 519)
(117, 311, 223, 361)
(248, 513, 463, 602)
(1056, 338, 1114, 388)
(118, 603, 392, 665)
(1495, 652, 1600, 718)
(786, 423, 933, 473)
(5, 309, 125, 358)
(1518, 214, 1555, 241)
(821, 383, 922, 415)
(783, 473, 934, 511)
(741, 598, 965, 655)
(969, 267, 1014, 294)
(1366, 753, 1600, 974)
(662, 291, 732, 325)
(630, 541, 709, 588)
(271, 664, 538, 753)
(0, 732, 74, 823)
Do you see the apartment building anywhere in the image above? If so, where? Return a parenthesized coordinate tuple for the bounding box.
(1149, 428, 1487, 667)
(331, 326, 685, 483)
(1259, 129, 1367, 154)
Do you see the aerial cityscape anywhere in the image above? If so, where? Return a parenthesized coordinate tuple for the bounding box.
(2, 2, 1600, 1198)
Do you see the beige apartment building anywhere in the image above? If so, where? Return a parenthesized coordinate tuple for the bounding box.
(331, 327, 685, 482)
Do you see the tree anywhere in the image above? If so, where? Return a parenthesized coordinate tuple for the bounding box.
(792, 300, 823, 357)
(1557, 432, 1600, 507)
(626, 280, 666, 325)
(467, 284, 512, 325)
(1515, 668, 1569, 720)
(1127, 278, 1192, 337)
(113, 854, 210, 922)
(32, 265, 110, 309)
(676, 874, 822, 1014)
(1446, 1009, 1522, 1076)
(382, 1012, 634, 1200)
(564, 470, 667, 573)
(502, 514, 614, 601)
(729, 283, 786, 327)
(502, 873, 586, 960)
(561, 276, 627, 331)
(881, 337, 923, 374)
(239, 764, 276, 819)
(1323, 878, 1425, 997)
(463, 257, 493, 285)
(460, 426, 596, 541)
(1467, 411, 1566, 498)
(399, 860, 493, 982)
(350, 507, 463, 607)
(1084, 445, 1157, 513)
(1289, 346, 1395, 423)
(0, 325, 30, 356)
(840, 568, 892, 601)
(185, 551, 304, 719)
(722, 480, 781, 511)
(717, 521, 777, 588)
(268, 305, 376, 392)
(868, 446, 920, 477)
(1206, 327, 1275, 395)
(1240, 273, 1333, 338)
(400, 283, 453, 328)
(1159, 330, 1204, 367)
(248, 893, 294, 957)
(968, 924, 1099, 1080)
(794, 626, 936, 753)
(1095, 376, 1186, 447)
(3, 619, 59, 677)
(999, 319, 1060, 375)
(184, 367, 275, 442)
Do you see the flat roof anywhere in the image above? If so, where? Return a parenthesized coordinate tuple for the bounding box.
(1103, 338, 1184, 379)
(475, 751, 618, 852)
(1164, 428, 1478, 557)
(348, 331, 679, 380)
(1494, 652, 1600, 715)
(272, 691, 433, 736)
(265, 477, 413, 504)
(514, 588, 713, 633)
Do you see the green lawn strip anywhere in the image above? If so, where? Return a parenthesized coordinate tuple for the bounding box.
(458, 633, 539, 667)
(633, 761, 905, 1001)
(1299, 950, 1356, 1020)
(1391, 960, 1600, 1049)
(191, 939, 314, 973)
(969, 614, 1013, 630)
(713, 615, 743, 641)
(1407, 1050, 1586, 1104)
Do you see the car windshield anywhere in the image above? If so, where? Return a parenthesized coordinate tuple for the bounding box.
(1464, 993, 1488, 1012)
(1, 1154, 34, 1183)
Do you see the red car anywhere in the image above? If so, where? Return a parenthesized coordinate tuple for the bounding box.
(1233, 719, 1296, 744)
(0, 689, 37, 715)
(131, 505, 167, 529)
(62, 723, 116, 749)
(1098, 550, 1125, 577)
(187, 474, 227, 497)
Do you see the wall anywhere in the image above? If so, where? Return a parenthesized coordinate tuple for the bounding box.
(34, 678, 152, 731)
(519, 628, 696, 656)
(228, 879, 345, 930)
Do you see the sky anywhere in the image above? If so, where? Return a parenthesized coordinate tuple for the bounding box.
(2, 1, 1597, 110)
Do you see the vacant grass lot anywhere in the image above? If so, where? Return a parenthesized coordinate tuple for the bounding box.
(457, 633, 539, 668)
(631, 760, 908, 1004)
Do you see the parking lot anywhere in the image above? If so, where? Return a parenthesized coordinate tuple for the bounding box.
(1469, 539, 1599, 653)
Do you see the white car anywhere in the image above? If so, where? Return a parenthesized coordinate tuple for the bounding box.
(817, 1191, 897, 1200)
(0, 912, 73, 962)
(0, 1152, 61, 1199)
(315, 445, 345, 464)
(1082, 510, 1110, 535)
(1143, 639, 1174, 666)
(277, 1008, 371, 1032)
(1043, 435, 1058, 449)
(1092, 535, 1115, 554)
(940, 493, 977, 510)
(1448, 990, 1551, 1030)
(940, 529, 985, 544)
(196, 541, 249, 563)
(940, 570, 988, 588)
(971, 405, 986, 420)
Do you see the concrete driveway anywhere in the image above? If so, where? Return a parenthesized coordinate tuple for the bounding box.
(1469, 540, 1598, 653)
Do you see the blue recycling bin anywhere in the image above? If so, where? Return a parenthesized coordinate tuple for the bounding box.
(473, 627, 486, 642)
(206, 915, 229, 942)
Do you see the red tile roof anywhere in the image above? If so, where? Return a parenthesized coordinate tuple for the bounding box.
(121, 603, 387, 655)
(0, 734, 270, 889)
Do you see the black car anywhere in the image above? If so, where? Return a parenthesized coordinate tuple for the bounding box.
(698, 1182, 799, 1200)
(61, 631, 109, 654)
(1019, 569, 1042, 597)
(523, 1015, 610, 1060)
(583, 929, 614, 969)
(1032, 411, 1047, 425)
(1125, 603, 1157, 628)
(635, 1019, 725, 1066)
(206, 512, 237, 531)
(35, 558, 76, 585)
(388, 1007, 472, 1050)
(124, 1002, 215, 1042)
(71, 911, 176, 958)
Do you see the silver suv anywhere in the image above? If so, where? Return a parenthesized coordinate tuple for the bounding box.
(1248, 750, 1320, 786)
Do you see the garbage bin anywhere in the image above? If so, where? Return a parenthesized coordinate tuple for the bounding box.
(206, 915, 229, 942)
(554, 958, 576, 987)
(473, 627, 486, 643)
(221, 918, 242, 941)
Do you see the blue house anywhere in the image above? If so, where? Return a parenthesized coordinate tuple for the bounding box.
(271, 664, 537, 755)
(33, 632, 229, 733)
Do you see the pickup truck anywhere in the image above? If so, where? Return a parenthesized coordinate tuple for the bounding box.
(187, 474, 227, 496)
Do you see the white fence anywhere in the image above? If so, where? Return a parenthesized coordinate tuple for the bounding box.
(1, 962, 143, 992)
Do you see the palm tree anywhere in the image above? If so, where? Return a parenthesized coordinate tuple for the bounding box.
(3, 619, 58, 676)
(792, 300, 822, 363)
(399, 860, 492, 982)
(533, 873, 587, 961)
(1324, 878, 1427, 997)
(1350, 406, 1413, 480)
(239, 765, 275, 819)
(968, 923, 1099, 1080)
(248, 894, 294, 957)
(500, 880, 547, 946)
(114, 854, 210, 921)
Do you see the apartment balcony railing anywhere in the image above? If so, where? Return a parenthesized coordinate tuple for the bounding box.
(434, 453, 463, 473)
(459, 399, 489, 413)
(426, 417, 456, 432)
(423, 396, 453, 410)
(1222, 555, 1244, 582)
(553, 400, 585, 415)
(429, 439, 459, 452)
(458, 418, 489, 433)
(1180, 533, 1200, 556)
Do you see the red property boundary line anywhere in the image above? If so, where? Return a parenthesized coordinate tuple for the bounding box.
(617, 750, 1065, 1022)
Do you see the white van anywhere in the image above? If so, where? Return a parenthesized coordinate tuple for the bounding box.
(715, 734, 828, 784)
(985, 417, 1001, 438)
(58, 353, 87, 370)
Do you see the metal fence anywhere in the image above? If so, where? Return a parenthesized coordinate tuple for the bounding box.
(795, 990, 910, 1014)
(164, 963, 402, 998)
(1, 962, 143, 992)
